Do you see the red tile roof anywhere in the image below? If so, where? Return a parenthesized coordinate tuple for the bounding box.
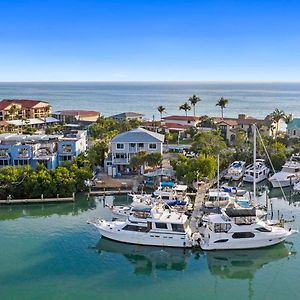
(0, 99, 49, 110)
(161, 123, 190, 130)
(163, 115, 199, 121)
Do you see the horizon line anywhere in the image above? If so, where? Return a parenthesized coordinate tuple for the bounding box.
(0, 80, 300, 84)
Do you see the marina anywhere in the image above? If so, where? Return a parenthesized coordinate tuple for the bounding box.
(0, 192, 299, 300)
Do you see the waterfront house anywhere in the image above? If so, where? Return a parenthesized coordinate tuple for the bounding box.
(212, 114, 276, 143)
(109, 112, 144, 122)
(52, 110, 101, 123)
(0, 130, 87, 169)
(0, 99, 51, 121)
(108, 127, 164, 173)
(287, 118, 300, 138)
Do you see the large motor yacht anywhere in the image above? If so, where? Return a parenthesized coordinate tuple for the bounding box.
(90, 206, 194, 248)
(199, 208, 296, 250)
(243, 159, 270, 183)
(268, 155, 300, 188)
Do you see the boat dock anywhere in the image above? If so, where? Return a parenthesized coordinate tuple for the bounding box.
(0, 194, 75, 205)
(89, 189, 133, 196)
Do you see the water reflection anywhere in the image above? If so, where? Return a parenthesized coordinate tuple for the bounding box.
(205, 243, 294, 280)
(0, 193, 98, 220)
(96, 238, 192, 275)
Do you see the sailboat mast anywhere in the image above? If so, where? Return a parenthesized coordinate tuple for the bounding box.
(253, 124, 256, 200)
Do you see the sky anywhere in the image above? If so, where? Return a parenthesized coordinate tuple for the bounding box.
(0, 0, 299, 82)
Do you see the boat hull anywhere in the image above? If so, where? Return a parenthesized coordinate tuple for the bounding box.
(200, 231, 293, 251)
(269, 178, 297, 188)
(94, 221, 193, 248)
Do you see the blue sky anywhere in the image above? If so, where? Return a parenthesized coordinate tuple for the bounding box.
(0, 0, 299, 81)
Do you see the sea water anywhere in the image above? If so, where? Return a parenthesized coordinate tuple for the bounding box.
(0, 82, 299, 119)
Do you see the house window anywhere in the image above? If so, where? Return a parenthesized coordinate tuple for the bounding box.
(62, 144, 72, 153)
(129, 143, 136, 148)
(187, 120, 191, 124)
(294, 130, 297, 136)
(116, 143, 124, 149)
(138, 143, 144, 148)
(149, 143, 157, 149)
(18, 148, 29, 158)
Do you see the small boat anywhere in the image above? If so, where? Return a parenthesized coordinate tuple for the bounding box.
(153, 182, 189, 201)
(268, 155, 300, 188)
(243, 159, 270, 183)
(90, 206, 194, 248)
(199, 207, 296, 250)
(224, 161, 246, 181)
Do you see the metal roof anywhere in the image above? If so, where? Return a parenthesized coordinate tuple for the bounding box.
(111, 127, 164, 143)
(287, 118, 300, 129)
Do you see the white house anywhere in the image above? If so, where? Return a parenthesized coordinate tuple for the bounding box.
(109, 127, 164, 173)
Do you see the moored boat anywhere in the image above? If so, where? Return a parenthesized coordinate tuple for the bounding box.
(199, 207, 296, 250)
(224, 161, 246, 181)
(243, 159, 270, 183)
(268, 155, 300, 188)
(90, 205, 194, 248)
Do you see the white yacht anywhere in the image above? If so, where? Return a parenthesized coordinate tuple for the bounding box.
(224, 161, 246, 181)
(153, 183, 189, 201)
(199, 208, 296, 250)
(268, 156, 300, 188)
(90, 206, 194, 248)
(243, 159, 270, 183)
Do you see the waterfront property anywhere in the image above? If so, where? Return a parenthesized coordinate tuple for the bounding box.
(109, 112, 144, 122)
(0, 99, 51, 121)
(0, 130, 87, 169)
(161, 115, 200, 133)
(212, 114, 277, 143)
(287, 118, 300, 138)
(52, 110, 101, 123)
(107, 127, 164, 173)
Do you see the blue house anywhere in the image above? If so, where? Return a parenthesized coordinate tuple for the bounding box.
(287, 118, 300, 138)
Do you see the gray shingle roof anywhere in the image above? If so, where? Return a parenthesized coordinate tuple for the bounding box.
(111, 128, 164, 143)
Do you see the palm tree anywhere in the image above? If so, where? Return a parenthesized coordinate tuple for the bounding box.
(188, 95, 201, 116)
(216, 97, 229, 119)
(271, 108, 285, 136)
(179, 102, 191, 116)
(157, 105, 166, 120)
(283, 113, 293, 126)
(6, 104, 19, 120)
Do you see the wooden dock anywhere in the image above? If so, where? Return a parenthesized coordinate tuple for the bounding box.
(89, 189, 133, 196)
(0, 194, 75, 205)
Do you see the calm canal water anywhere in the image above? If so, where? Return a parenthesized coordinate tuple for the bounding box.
(0, 192, 300, 300)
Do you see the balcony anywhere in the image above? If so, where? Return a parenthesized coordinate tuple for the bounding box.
(113, 158, 129, 164)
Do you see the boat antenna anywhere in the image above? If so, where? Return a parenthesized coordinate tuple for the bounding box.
(253, 124, 257, 200)
(255, 124, 288, 202)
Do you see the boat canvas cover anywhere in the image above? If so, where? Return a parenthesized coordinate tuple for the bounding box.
(225, 208, 256, 217)
(160, 181, 175, 187)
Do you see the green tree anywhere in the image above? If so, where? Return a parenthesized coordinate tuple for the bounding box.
(191, 130, 227, 157)
(146, 152, 163, 168)
(188, 95, 201, 116)
(179, 102, 191, 116)
(270, 108, 285, 136)
(157, 105, 166, 120)
(130, 151, 148, 174)
(216, 97, 229, 119)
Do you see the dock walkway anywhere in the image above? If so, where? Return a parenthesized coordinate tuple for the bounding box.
(0, 194, 75, 205)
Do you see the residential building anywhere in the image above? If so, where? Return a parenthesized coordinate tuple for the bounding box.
(212, 114, 276, 143)
(0, 130, 87, 169)
(108, 127, 164, 173)
(0, 99, 51, 121)
(287, 118, 300, 138)
(161, 115, 200, 128)
(52, 110, 101, 123)
(109, 112, 144, 122)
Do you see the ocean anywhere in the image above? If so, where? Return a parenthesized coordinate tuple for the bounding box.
(0, 82, 299, 119)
